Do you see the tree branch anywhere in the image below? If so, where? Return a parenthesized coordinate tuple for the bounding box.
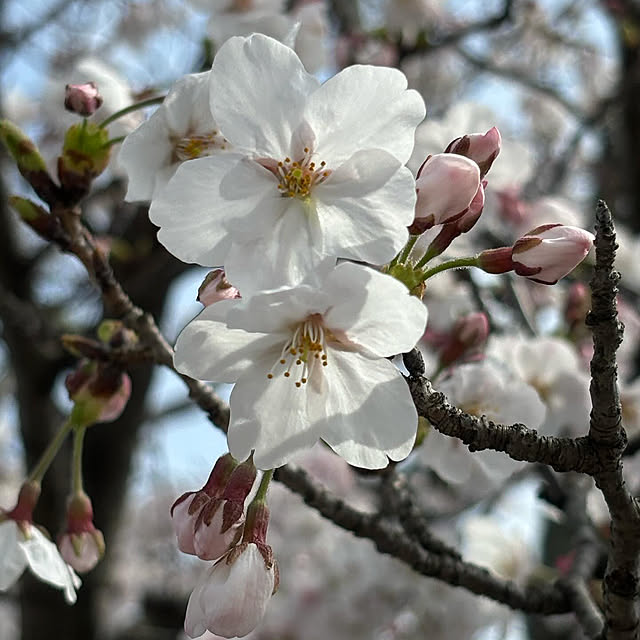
(586, 201, 640, 640)
(275, 464, 570, 615)
(403, 348, 601, 474)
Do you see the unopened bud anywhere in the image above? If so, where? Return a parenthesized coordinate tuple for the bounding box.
(445, 127, 501, 178)
(58, 121, 111, 203)
(66, 360, 131, 425)
(410, 154, 480, 234)
(64, 82, 104, 117)
(511, 224, 594, 285)
(197, 269, 241, 306)
(58, 492, 105, 573)
(0, 120, 59, 203)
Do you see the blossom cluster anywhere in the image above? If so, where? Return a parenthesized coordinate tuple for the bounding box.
(121, 33, 430, 472)
(114, 29, 596, 637)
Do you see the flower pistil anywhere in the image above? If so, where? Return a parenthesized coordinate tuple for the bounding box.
(275, 147, 330, 199)
(267, 314, 330, 387)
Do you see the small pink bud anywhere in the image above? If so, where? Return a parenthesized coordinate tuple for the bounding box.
(58, 492, 105, 573)
(192, 460, 256, 561)
(64, 82, 104, 117)
(197, 269, 241, 306)
(511, 224, 594, 285)
(410, 154, 481, 234)
(170, 453, 239, 556)
(445, 127, 502, 178)
(65, 360, 131, 424)
(439, 312, 490, 368)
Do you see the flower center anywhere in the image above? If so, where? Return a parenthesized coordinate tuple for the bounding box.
(276, 148, 331, 200)
(267, 314, 329, 387)
(174, 131, 229, 162)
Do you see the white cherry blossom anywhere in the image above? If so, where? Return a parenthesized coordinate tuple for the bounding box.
(174, 262, 428, 469)
(119, 72, 231, 202)
(0, 520, 81, 604)
(150, 34, 425, 293)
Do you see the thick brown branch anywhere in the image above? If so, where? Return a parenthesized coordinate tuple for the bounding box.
(587, 201, 640, 640)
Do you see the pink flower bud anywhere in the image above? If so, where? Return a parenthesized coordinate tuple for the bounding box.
(65, 360, 131, 424)
(184, 499, 277, 639)
(193, 460, 256, 561)
(64, 82, 104, 117)
(410, 154, 480, 234)
(445, 127, 502, 178)
(184, 541, 277, 639)
(511, 224, 594, 285)
(439, 312, 490, 368)
(58, 492, 105, 573)
(197, 269, 241, 306)
(170, 453, 239, 556)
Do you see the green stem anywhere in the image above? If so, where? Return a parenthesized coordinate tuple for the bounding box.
(414, 244, 441, 270)
(72, 426, 87, 494)
(396, 234, 420, 266)
(99, 95, 165, 129)
(418, 255, 479, 284)
(255, 469, 274, 502)
(103, 135, 126, 148)
(27, 417, 75, 484)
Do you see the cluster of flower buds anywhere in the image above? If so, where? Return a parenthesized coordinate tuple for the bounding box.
(409, 127, 499, 257)
(173, 454, 278, 638)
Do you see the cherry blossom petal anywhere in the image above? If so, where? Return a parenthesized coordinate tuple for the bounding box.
(149, 155, 250, 266)
(316, 162, 415, 265)
(226, 285, 331, 334)
(21, 527, 81, 604)
(0, 521, 28, 590)
(305, 64, 425, 166)
(313, 351, 418, 468)
(324, 263, 427, 358)
(174, 301, 284, 383)
(210, 34, 319, 158)
(163, 71, 213, 134)
(224, 203, 325, 294)
(218, 158, 291, 239)
(227, 354, 325, 469)
(119, 110, 174, 201)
